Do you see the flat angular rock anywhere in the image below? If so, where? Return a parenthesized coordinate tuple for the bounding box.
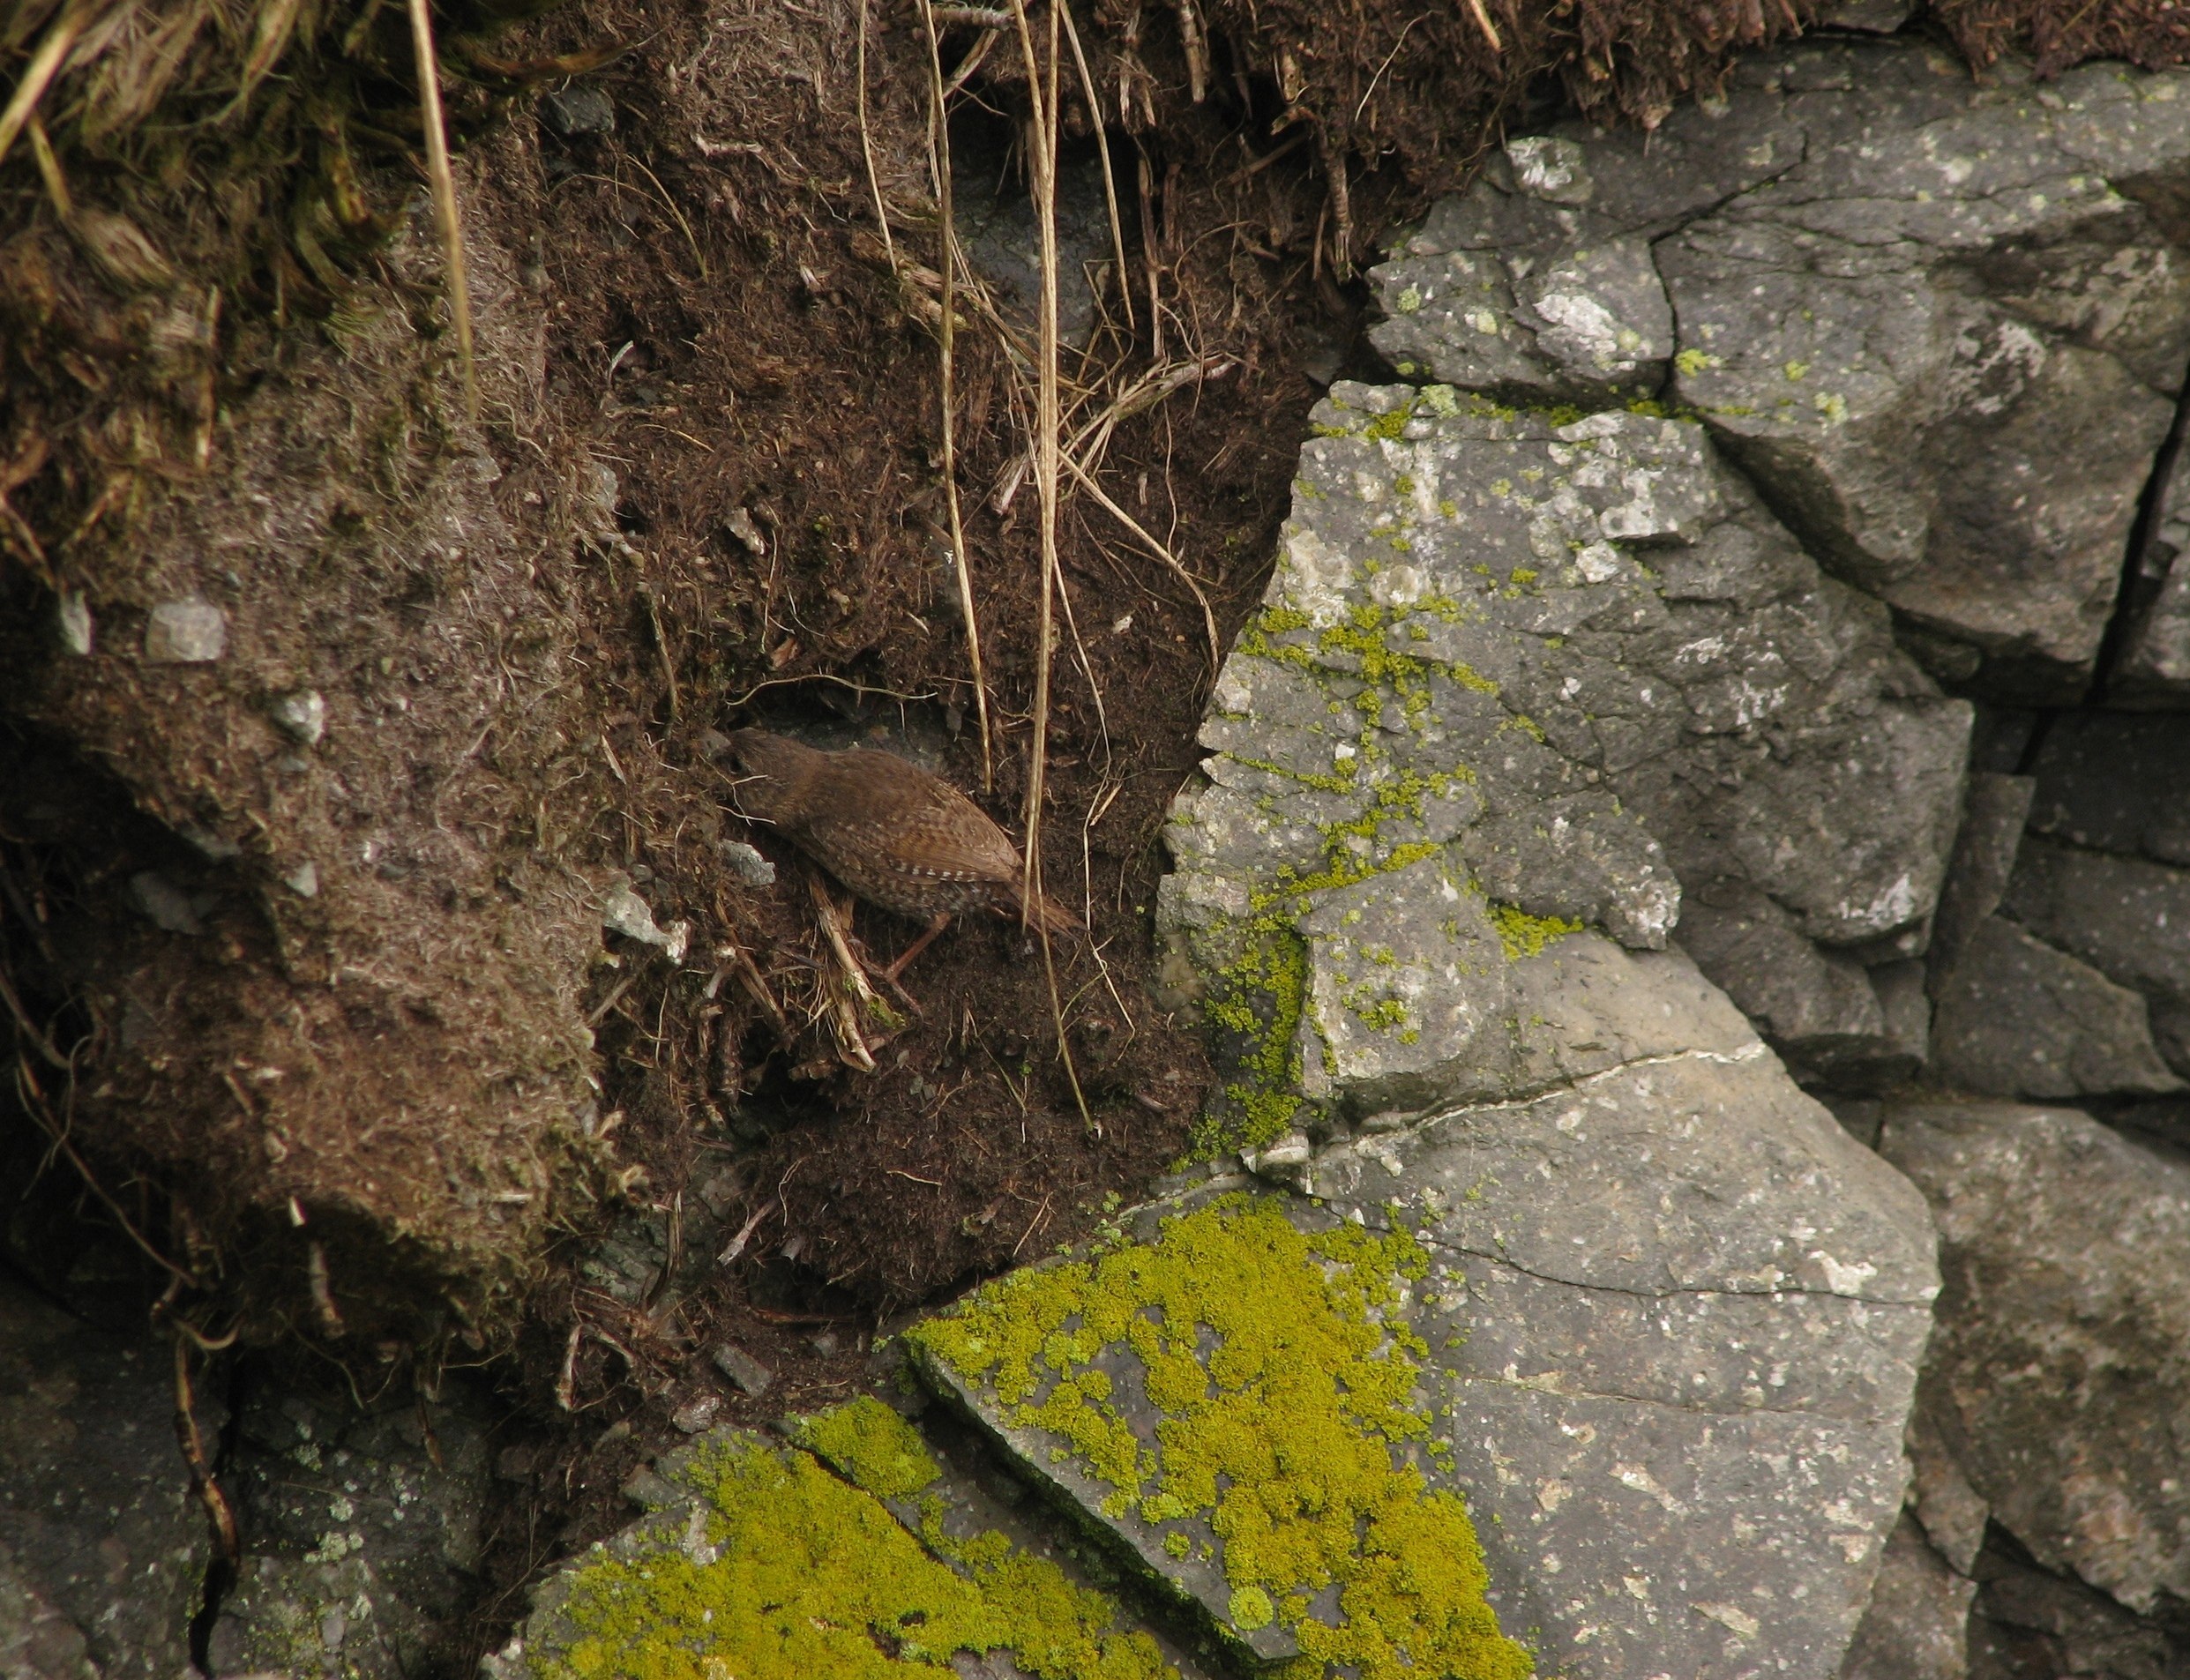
(1165, 379, 1966, 1137)
(1929, 915, 2183, 1099)
(1928, 772, 2037, 981)
(1677, 881, 1930, 1091)
(921, 947, 1936, 1680)
(209, 1379, 496, 1680)
(1304, 1043, 1935, 1680)
(1837, 1514, 1977, 1680)
(1879, 1101, 2190, 1614)
(0, 1276, 215, 1679)
(2001, 837, 2190, 1027)
(1372, 191, 1672, 402)
(144, 596, 227, 662)
(2111, 427, 2190, 706)
(2024, 712, 2190, 865)
(497, 1414, 1202, 1680)
(1372, 40, 2190, 698)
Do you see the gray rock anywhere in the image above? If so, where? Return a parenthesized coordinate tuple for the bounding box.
(54, 591, 91, 657)
(1929, 916, 2183, 1099)
(1372, 180, 1673, 402)
(1879, 1101, 2190, 1615)
(2113, 549, 2190, 706)
(0, 1275, 215, 1678)
(2000, 838, 2190, 1055)
(722, 506, 766, 556)
(2025, 712, 2190, 865)
(1811, 0, 1915, 29)
(2112, 440, 2190, 705)
(144, 596, 228, 662)
(1167, 380, 1968, 1135)
(539, 84, 614, 138)
(498, 1415, 1213, 1680)
(1908, 1379, 1990, 1577)
(1967, 1534, 2190, 1679)
(924, 965, 1937, 1680)
(0, 1542, 99, 1680)
(127, 870, 203, 936)
(1838, 1514, 1977, 1680)
(715, 840, 775, 886)
(710, 1343, 773, 1397)
(601, 878, 689, 962)
(1676, 878, 1886, 1060)
(1928, 773, 2037, 984)
(210, 1378, 495, 1679)
(1459, 791, 1680, 949)
(269, 689, 326, 747)
(1374, 40, 2190, 697)
(670, 1393, 722, 1433)
(955, 147, 1112, 352)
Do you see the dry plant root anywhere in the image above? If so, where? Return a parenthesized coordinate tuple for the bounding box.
(404, 0, 477, 416)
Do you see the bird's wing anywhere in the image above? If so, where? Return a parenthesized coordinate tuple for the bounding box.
(851, 797, 1023, 884)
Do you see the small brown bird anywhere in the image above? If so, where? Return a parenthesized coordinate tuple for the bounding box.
(725, 728, 1079, 978)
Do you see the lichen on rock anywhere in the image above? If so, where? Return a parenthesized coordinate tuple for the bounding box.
(513, 1417, 1175, 1680)
(908, 1195, 1533, 1679)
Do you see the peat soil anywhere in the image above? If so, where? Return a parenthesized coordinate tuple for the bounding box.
(414, 0, 1368, 1654)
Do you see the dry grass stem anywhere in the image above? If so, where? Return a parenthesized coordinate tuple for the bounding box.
(405, 0, 478, 419)
(1003, 0, 1094, 1131)
(0, 0, 90, 172)
(1061, 452, 1221, 666)
(172, 1338, 241, 1563)
(1058, 0, 1132, 332)
(917, 0, 996, 788)
(856, 0, 897, 276)
(806, 876, 884, 1069)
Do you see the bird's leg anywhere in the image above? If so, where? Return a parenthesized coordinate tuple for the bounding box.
(880, 913, 953, 983)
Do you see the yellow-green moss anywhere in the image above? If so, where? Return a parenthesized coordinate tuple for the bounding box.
(908, 1199, 1530, 1680)
(793, 1396, 941, 1502)
(540, 1423, 1172, 1680)
(1196, 930, 1310, 1156)
(1488, 904, 1582, 960)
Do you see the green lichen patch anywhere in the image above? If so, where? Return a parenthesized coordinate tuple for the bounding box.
(908, 1198, 1532, 1680)
(1487, 904, 1583, 961)
(534, 1428, 1172, 1680)
(1196, 927, 1312, 1157)
(792, 1394, 941, 1502)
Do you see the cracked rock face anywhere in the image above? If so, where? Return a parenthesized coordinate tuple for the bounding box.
(1161, 380, 1968, 1128)
(923, 952, 1936, 1680)
(1126, 370, 1952, 1670)
(206, 1378, 495, 1680)
(0, 1275, 215, 1680)
(1372, 40, 2190, 698)
(1879, 1101, 2190, 1617)
(1298, 1020, 1937, 1680)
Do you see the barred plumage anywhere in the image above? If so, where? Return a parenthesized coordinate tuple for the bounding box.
(726, 729, 1078, 975)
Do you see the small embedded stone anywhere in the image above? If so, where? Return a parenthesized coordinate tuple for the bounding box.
(717, 840, 775, 886)
(670, 1393, 722, 1433)
(56, 591, 92, 655)
(144, 598, 227, 663)
(284, 860, 320, 899)
(270, 689, 326, 747)
(602, 879, 690, 963)
(128, 871, 203, 936)
(723, 506, 766, 556)
(541, 84, 615, 138)
(712, 1343, 774, 1397)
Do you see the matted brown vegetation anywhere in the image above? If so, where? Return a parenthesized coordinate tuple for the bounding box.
(7, 0, 2190, 1516)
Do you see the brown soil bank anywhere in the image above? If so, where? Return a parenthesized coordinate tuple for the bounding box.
(1, 0, 2180, 1362)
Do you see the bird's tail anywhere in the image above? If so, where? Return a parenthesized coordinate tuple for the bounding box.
(1011, 885, 1083, 936)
